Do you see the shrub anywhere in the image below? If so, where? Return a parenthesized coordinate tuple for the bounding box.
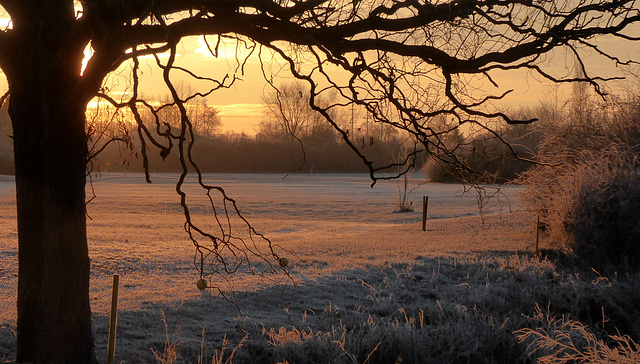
(422, 120, 542, 183)
(423, 158, 461, 183)
(520, 144, 640, 269)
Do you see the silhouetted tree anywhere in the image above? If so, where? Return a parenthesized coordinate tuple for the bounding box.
(0, 1, 638, 362)
(260, 82, 341, 141)
(261, 82, 317, 139)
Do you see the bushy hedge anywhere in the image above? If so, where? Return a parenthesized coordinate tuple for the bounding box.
(522, 145, 640, 269)
(518, 88, 640, 270)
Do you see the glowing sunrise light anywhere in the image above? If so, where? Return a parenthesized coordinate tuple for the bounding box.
(80, 42, 94, 76)
(74, 1, 84, 19)
(0, 17, 12, 30)
(216, 103, 266, 118)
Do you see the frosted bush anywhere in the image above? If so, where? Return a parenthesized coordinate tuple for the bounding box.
(521, 144, 640, 269)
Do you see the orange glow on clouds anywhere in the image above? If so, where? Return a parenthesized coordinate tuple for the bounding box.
(217, 103, 266, 135)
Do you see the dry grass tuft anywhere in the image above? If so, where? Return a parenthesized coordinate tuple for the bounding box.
(206, 333, 247, 364)
(516, 304, 640, 363)
(152, 311, 181, 364)
(264, 326, 328, 348)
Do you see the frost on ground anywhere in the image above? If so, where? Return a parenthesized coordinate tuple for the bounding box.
(1, 173, 638, 363)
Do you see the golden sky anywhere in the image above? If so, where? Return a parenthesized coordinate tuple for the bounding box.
(1, 16, 638, 135)
(84, 36, 282, 135)
(96, 36, 556, 135)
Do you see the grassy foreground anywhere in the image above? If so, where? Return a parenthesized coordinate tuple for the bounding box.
(1, 176, 639, 363)
(142, 246, 640, 363)
(89, 213, 640, 363)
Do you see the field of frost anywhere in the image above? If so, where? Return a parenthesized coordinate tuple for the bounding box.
(1, 173, 639, 363)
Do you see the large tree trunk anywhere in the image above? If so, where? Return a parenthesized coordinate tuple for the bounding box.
(10, 77, 96, 363)
(10, 92, 96, 363)
(3, 7, 97, 362)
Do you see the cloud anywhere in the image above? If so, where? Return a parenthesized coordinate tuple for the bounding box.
(195, 36, 256, 60)
(216, 103, 266, 134)
(216, 103, 265, 118)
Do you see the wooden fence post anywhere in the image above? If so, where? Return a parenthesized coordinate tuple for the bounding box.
(107, 274, 120, 364)
(422, 196, 429, 231)
(535, 215, 540, 258)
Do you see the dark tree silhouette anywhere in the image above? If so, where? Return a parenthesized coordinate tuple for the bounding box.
(262, 82, 319, 139)
(0, 1, 638, 362)
(261, 82, 342, 140)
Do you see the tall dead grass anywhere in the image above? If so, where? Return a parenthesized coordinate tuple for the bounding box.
(516, 304, 640, 363)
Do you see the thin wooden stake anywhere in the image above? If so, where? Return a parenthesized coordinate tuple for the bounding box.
(422, 196, 429, 231)
(535, 215, 540, 258)
(107, 274, 120, 364)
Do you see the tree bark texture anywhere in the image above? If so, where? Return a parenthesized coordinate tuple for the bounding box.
(2, 5, 97, 362)
(10, 90, 96, 364)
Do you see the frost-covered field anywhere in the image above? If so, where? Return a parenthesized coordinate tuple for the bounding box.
(1, 173, 638, 363)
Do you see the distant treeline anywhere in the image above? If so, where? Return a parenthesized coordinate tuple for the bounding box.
(0, 101, 417, 176)
(3, 84, 636, 181)
(91, 131, 412, 174)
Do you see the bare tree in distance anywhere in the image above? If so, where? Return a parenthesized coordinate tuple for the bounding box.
(259, 81, 347, 171)
(0, 1, 638, 362)
(261, 82, 320, 140)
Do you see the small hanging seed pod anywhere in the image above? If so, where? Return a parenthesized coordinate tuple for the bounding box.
(279, 257, 289, 268)
(196, 278, 207, 290)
